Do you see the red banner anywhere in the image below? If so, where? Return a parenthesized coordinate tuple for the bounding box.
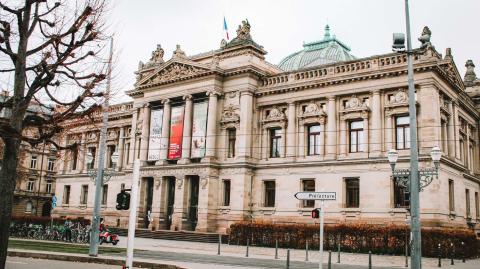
(168, 106, 184, 159)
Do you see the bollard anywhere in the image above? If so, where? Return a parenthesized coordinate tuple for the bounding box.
(337, 240, 341, 263)
(286, 249, 290, 269)
(368, 251, 372, 269)
(437, 243, 441, 267)
(405, 232, 408, 268)
(461, 241, 465, 263)
(275, 239, 279, 259)
(328, 250, 332, 269)
(237, 238, 240, 245)
(305, 240, 309, 261)
(246, 239, 249, 257)
(217, 234, 221, 255)
(450, 243, 454, 265)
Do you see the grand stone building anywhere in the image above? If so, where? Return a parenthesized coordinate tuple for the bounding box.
(53, 23, 480, 234)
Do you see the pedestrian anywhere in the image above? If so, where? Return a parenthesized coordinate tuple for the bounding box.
(64, 218, 72, 242)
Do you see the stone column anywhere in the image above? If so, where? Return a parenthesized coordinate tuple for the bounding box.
(179, 95, 193, 164)
(453, 102, 461, 160)
(128, 108, 138, 166)
(447, 101, 455, 158)
(139, 104, 151, 164)
(204, 90, 220, 161)
(117, 127, 125, 170)
(363, 115, 369, 153)
(78, 133, 86, 172)
(262, 128, 269, 159)
(370, 90, 382, 156)
(319, 123, 326, 156)
(417, 84, 441, 153)
(298, 124, 305, 158)
(442, 121, 449, 156)
(385, 113, 393, 150)
(238, 89, 254, 159)
(158, 99, 171, 163)
(149, 176, 163, 230)
(286, 101, 296, 158)
(326, 96, 337, 158)
(196, 175, 219, 232)
(466, 127, 471, 170)
(339, 118, 347, 156)
(172, 176, 187, 231)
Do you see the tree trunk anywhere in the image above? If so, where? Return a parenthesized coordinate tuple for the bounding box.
(0, 137, 21, 269)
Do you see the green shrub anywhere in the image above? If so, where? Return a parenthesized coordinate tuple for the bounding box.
(229, 221, 480, 258)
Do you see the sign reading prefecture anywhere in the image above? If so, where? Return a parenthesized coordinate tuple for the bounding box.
(294, 192, 337, 201)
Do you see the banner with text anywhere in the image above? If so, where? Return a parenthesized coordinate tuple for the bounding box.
(190, 102, 208, 158)
(147, 109, 163, 161)
(168, 106, 184, 159)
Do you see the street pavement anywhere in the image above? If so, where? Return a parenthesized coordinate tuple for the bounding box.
(6, 256, 128, 269)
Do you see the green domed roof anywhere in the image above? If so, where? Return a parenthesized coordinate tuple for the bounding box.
(278, 25, 355, 71)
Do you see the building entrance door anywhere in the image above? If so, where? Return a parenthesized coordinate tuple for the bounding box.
(188, 176, 199, 231)
(166, 177, 176, 230)
(143, 178, 154, 228)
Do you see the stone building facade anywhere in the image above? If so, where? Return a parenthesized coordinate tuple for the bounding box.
(53, 23, 480, 234)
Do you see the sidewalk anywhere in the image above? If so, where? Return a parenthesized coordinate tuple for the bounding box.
(116, 236, 480, 269)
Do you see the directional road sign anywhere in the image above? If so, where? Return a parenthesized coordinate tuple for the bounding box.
(294, 192, 336, 201)
(52, 195, 57, 209)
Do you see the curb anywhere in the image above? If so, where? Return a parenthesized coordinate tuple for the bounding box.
(8, 250, 184, 269)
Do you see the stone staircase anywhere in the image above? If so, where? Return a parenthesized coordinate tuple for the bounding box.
(109, 228, 228, 244)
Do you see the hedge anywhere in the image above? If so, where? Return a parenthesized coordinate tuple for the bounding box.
(229, 221, 480, 259)
(11, 215, 91, 226)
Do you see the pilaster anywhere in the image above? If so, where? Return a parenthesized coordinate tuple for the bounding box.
(179, 95, 193, 164)
(326, 96, 337, 158)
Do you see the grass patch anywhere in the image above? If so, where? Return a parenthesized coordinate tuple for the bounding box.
(8, 239, 125, 255)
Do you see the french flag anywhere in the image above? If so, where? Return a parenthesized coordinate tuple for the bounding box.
(223, 16, 229, 40)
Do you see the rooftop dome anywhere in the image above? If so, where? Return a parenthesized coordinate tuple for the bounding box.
(278, 25, 355, 71)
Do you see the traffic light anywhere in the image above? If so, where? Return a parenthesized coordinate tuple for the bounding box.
(116, 190, 130, 210)
(311, 208, 320, 219)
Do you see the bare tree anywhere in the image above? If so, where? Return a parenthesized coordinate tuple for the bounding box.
(0, 1, 110, 267)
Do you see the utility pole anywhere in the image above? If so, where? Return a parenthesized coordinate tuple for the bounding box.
(404, 0, 422, 268)
(89, 37, 113, 257)
(125, 159, 141, 269)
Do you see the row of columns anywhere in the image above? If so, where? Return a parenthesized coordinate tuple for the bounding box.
(128, 89, 222, 166)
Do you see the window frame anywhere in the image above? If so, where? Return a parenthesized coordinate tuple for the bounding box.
(393, 178, 410, 208)
(349, 120, 364, 153)
(87, 147, 96, 169)
(307, 125, 321, 156)
(227, 129, 236, 158)
(47, 158, 55, 171)
(27, 179, 35, 192)
(63, 185, 71, 204)
(269, 128, 282, 158)
(345, 178, 360, 208)
(466, 189, 471, 218)
(448, 179, 455, 212)
(301, 179, 316, 208)
(222, 180, 231, 206)
(395, 115, 410, 150)
(45, 180, 52, 194)
(263, 180, 276, 207)
(80, 184, 88, 205)
(102, 184, 108, 205)
(30, 156, 38, 169)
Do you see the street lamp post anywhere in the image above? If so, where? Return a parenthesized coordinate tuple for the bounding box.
(388, 146, 442, 268)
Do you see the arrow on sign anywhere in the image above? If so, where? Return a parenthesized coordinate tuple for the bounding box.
(294, 192, 337, 200)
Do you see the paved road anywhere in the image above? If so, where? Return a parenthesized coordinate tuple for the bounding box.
(6, 256, 125, 269)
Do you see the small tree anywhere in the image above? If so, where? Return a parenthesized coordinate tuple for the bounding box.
(0, 1, 110, 268)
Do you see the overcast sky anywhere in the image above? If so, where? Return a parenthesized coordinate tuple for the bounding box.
(108, 0, 480, 103)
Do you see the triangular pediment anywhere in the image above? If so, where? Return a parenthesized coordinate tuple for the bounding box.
(438, 60, 465, 90)
(137, 59, 214, 87)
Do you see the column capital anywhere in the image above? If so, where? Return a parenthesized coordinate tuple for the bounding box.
(143, 102, 151, 108)
(161, 98, 171, 105)
(287, 100, 296, 106)
(239, 87, 255, 95)
(207, 88, 222, 97)
(327, 95, 336, 101)
(183, 94, 193, 101)
(372, 89, 381, 95)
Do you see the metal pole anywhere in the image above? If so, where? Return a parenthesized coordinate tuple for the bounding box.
(89, 37, 113, 257)
(305, 240, 309, 261)
(319, 200, 325, 269)
(217, 234, 221, 255)
(368, 251, 372, 269)
(404, 1, 422, 268)
(125, 159, 140, 268)
(461, 241, 465, 263)
(328, 250, 332, 269)
(437, 243, 441, 267)
(246, 238, 249, 257)
(275, 239, 279, 259)
(286, 249, 290, 269)
(450, 243, 454, 265)
(337, 236, 340, 263)
(405, 231, 408, 267)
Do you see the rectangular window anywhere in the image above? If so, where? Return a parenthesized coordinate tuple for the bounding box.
(46, 181, 52, 194)
(80, 185, 88, 205)
(475, 192, 479, 220)
(227, 129, 236, 158)
(396, 116, 410, 150)
(27, 179, 35, 192)
(302, 179, 315, 207)
(63, 185, 71, 204)
(308, 125, 321, 156)
(466, 189, 471, 218)
(223, 180, 231, 206)
(459, 138, 464, 161)
(393, 179, 410, 208)
(71, 148, 78, 170)
(448, 179, 455, 211)
(349, 121, 364, 153)
(47, 158, 55, 171)
(30, 156, 37, 169)
(345, 178, 359, 208)
(264, 181, 276, 207)
(107, 145, 116, 168)
(102, 184, 108, 205)
(270, 129, 282, 158)
(87, 147, 96, 169)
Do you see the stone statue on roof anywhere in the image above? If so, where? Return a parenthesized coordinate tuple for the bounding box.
(150, 44, 164, 63)
(418, 26, 432, 49)
(235, 19, 251, 40)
